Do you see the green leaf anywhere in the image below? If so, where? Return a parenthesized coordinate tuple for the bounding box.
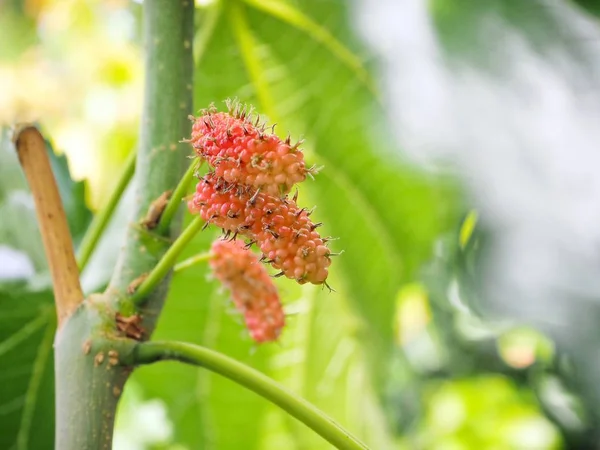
(0, 282, 55, 450)
(0, 196, 46, 273)
(572, 0, 600, 17)
(0, 5, 39, 62)
(0, 130, 28, 200)
(242, 0, 375, 94)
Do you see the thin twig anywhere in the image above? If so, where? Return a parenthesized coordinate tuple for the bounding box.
(156, 159, 198, 234)
(77, 151, 136, 271)
(129, 216, 204, 305)
(132, 341, 370, 450)
(174, 251, 212, 272)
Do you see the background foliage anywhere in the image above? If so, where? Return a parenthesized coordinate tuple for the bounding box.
(3, 0, 599, 448)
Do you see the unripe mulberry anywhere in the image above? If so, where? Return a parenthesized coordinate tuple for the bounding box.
(190, 104, 310, 196)
(188, 174, 332, 285)
(210, 239, 285, 343)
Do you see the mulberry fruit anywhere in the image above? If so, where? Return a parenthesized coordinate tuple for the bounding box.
(189, 174, 332, 285)
(243, 190, 332, 285)
(190, 104, 310, 196)
(210, 239, 285, 343)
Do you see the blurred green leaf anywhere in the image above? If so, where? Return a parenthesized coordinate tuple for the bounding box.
(0, 4, 39, 61)
(571, 0, 600, 17)
(0, 195, 46, 273)
(0, 130, 28, 202)
(431, 0, 600, 67)
(414, 376, 562, 449)
(241, 0, 375, 93)
(0, 281, 55, 450)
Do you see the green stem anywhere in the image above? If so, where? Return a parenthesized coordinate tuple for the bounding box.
(130, 216, 204, 305)
(108, 0, 194, 328)
(77, 151, 136, 271)
(156, 159, 198, 234)
(174, 251, 212, 272)
(132, 341, 370, 450)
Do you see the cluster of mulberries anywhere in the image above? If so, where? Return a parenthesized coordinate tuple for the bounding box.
(188, 102, 333, 286)
(210, 239, 284, 343)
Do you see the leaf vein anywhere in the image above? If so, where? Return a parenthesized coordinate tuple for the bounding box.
(0, 314, 48, 358)
(16, 320, 54, 450)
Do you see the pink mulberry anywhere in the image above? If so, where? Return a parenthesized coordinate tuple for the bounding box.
(243, 191, 332, 285)
(188, 174, 332, 285)
(190, 103, 311, 196)
(210, 239, 285, 343)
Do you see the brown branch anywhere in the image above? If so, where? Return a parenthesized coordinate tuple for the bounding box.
(13, 125, 83, 326)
